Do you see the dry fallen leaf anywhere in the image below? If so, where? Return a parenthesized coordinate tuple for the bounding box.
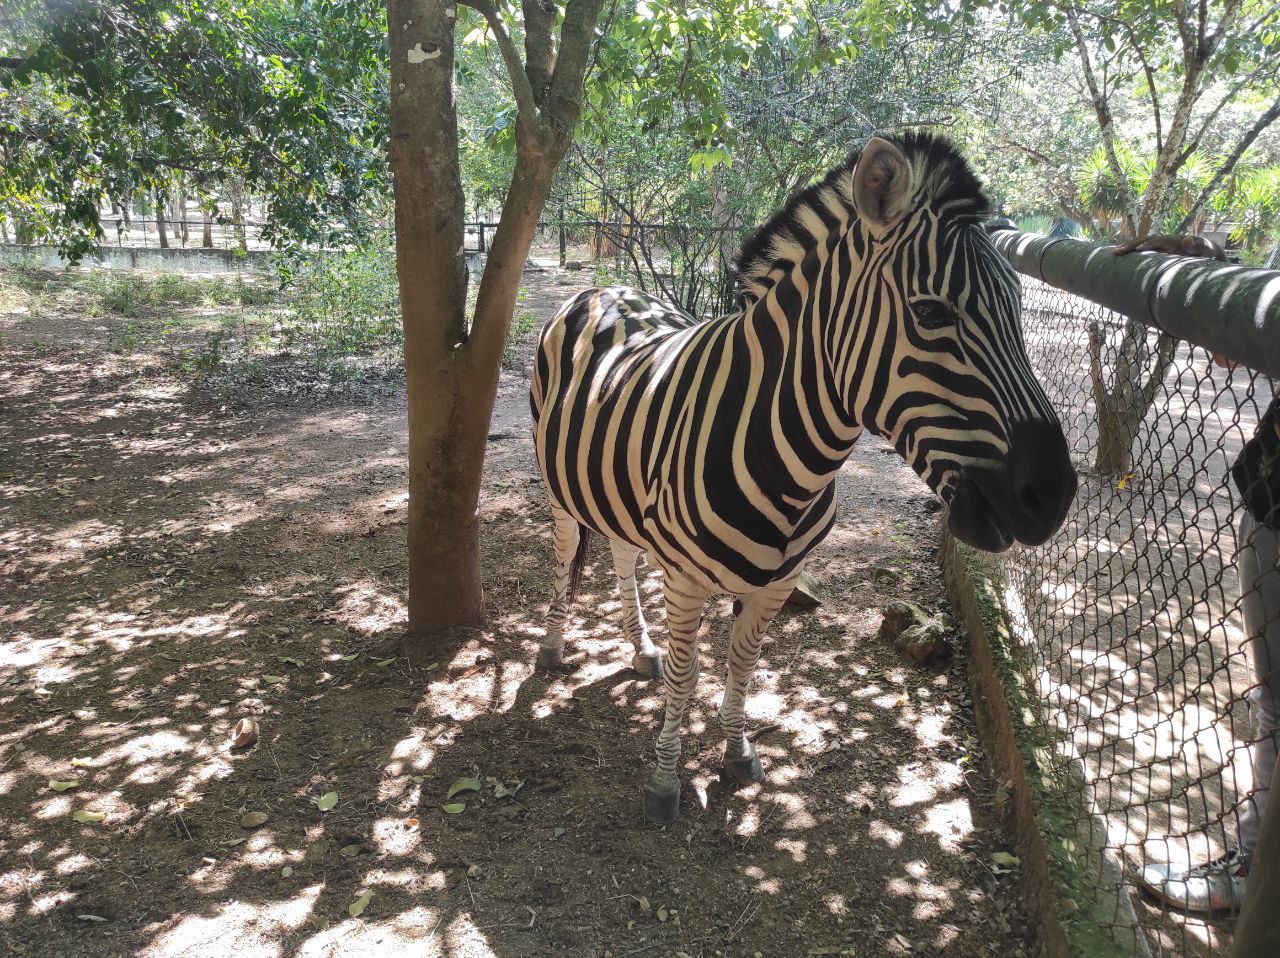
(70, 757, 92, 768)
(493, 779, 525, 799)
(281, 866, 294, 878)
(348, 890, 373, 918)
(49, 779, 79, 792)
(240, 811, 269, 828)
(261, 674, 285, 685)
(230, 718, 259, 750)
(340, 844, 363, 857)
(404, 818, 420, 830)
(990, 850, 1021, 874)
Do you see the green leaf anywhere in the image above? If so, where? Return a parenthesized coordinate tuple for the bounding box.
(49, 779, 79, 792)
(72, 810, 106, 823)
(314, 791, 338, 811)
(442, 802, 466, 814)
(348, 890, 373, 917)
(447, 777, 482, 800)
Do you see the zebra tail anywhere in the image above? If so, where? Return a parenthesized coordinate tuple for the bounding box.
(567, 525, 591, 603)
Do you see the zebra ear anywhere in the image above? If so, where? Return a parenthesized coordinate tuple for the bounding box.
(853, 137, 912, 236)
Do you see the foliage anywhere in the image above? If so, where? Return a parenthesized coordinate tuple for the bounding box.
(274, 240, 401, 359)
(1, 0, 389, 258)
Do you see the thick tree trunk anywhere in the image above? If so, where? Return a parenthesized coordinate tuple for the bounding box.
(202, 211, 214, 249)
(389, 0, 601, 644)
(389, 0, 483, 635)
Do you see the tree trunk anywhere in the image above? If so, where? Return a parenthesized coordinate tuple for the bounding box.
(1088, 321, 1177, 476)
(156, 196, 169, 249)
(388, 0, 602, 643)
(202, 211, 214, 249)
(178, 182, 189, 245)
(389, 0, 484, 636)
(230, 177, 247, 252)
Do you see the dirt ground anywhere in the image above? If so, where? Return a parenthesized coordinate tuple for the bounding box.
(1, 259, 1034, 957)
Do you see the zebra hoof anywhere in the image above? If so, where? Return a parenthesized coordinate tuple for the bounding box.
(641, 778, 681, 825)
(535, 647, 563, 673)
(631, 651, 665, 682)
(722, 742, 765, 787)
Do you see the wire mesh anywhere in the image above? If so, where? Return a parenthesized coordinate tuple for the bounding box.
(1005, 273, 1279, 956)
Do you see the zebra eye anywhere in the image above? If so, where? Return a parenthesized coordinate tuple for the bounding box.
(911, 299, 955, 330)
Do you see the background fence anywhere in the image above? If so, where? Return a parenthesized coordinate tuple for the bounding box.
(993, 232, 1279, 956)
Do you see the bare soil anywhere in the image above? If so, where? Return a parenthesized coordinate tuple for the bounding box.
(1, 261, 1033, 957)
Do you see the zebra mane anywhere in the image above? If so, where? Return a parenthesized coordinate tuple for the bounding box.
(734, 132, 990, 304)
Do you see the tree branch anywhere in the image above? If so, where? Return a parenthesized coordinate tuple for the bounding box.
(459, 0, 541, 126)
(1179, 58, 1279, 167)
(544, 0, 606, 137)
(1122, 20, 1163, 155)
(521, 0, 556, 103)
(1175, 90, 1280, 233)
(1064, 2, 1138, 235)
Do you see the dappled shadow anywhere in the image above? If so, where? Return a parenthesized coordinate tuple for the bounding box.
(2, 324, 1030, 956)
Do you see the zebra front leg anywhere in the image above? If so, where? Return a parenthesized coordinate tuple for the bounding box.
(720, 578, 795, 787)
(641, 572, 708, 824)
(609, 538, 664, 680)
(537, 506, 581, 673)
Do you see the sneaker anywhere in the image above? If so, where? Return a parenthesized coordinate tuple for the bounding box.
(1140, 849, 1250, 913)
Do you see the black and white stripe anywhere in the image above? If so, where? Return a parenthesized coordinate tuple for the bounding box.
(529, 133, 1074, 823)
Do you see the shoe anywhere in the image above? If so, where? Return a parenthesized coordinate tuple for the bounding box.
(1140, 848, 1249, 913)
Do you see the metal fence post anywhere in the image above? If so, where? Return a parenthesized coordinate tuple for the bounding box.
(558, 201, 566, 267)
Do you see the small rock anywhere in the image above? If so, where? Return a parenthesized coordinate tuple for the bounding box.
(878, 601, 953, 665)
(870, 566, 904, 585)
(783, 571, 823, 610)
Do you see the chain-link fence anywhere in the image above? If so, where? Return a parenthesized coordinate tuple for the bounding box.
(995, 233, 1280, 956)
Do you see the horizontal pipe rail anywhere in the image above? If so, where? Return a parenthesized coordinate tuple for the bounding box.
(992, 230, 1280, 379)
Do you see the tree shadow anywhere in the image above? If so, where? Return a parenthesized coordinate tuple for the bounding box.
(1, 338, 1031, 957)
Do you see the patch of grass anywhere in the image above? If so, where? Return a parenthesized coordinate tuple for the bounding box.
(82, 270, 270, 318)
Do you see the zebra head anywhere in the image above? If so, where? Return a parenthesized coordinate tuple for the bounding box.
(847, 135, 1076, 552)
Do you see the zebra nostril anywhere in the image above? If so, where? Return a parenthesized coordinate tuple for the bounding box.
(1007, 420, 1076, 524)
(1016, 474, 1047, 515)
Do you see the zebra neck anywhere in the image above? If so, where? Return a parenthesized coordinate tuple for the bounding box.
(735, 242, 869, 506)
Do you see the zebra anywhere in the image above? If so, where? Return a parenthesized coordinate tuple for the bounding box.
(529, 133, 1076, 824)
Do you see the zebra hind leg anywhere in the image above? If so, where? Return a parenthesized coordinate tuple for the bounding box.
(609, 538, 664, 680)
(641, 571, 708, 825)
(537, 506, 583, 673)
(719, 577, 795, 787)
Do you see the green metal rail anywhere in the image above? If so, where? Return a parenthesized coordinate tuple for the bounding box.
(991, 229, 1280, 380)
